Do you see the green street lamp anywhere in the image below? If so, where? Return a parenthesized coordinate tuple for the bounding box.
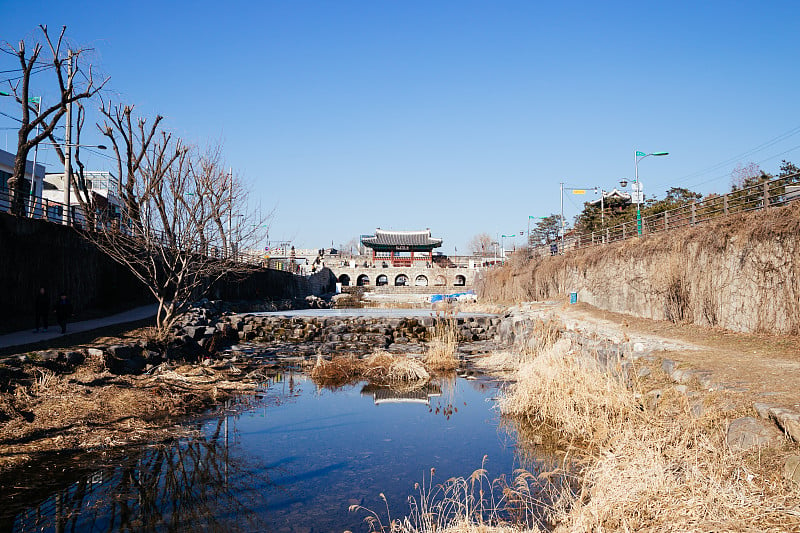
(632, 150, 669, 235)
(500, 233, 516, 259)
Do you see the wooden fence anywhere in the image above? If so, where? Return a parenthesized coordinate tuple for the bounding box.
(532, 172, 800, 257)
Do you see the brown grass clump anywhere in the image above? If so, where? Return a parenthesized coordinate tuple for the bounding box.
(475, 319, 564, 377)
(499, 339, 637, 444)
(310, 355, 362, 386)
(424, 311, 460, 371)
(310, 351, 430, 388)
(497, 338, 800, 531)
(362, 351, 430, 383)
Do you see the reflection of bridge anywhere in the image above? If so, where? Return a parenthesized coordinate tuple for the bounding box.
(361, 382, 442, 404)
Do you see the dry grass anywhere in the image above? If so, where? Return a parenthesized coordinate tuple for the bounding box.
(497, 337, 800, 531)
(310, 351, 430, 387)
(457, 302, 508, 315)
(498, 338, 638, 444)
(350, 458, 560, 532)
(0, 361, 263, 472)
(425, 311, 460, 371)
(362, 351, 430, 383)
(473, 319, 565, 389)
(310, 355, 362, 386)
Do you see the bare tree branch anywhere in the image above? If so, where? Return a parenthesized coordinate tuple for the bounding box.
(4, 25, 110, 216)
(82, 106, 270, 331)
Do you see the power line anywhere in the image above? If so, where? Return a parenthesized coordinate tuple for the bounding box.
(0, 110, 21, 123)
(648, 124, 800, 193)
(681, 142, 800, 190)
(0, 64, 53, 84)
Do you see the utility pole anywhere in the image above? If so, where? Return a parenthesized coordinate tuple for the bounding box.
(28, 96, 41, 217)
(228, 167, 233, 259)
(600, 188, 604, 226)
(560, 182, 564, 254)
(62, 50, 73, 226)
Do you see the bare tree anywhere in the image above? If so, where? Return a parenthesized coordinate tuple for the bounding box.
(2, 25, 107, 215)
(467, 232, 494, 255)
(82, 103, 267, 332)
(730, 162, 766, 190)
(342, 237, 361, 256)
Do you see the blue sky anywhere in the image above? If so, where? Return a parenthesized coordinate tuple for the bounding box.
(2, 1, 799, 253)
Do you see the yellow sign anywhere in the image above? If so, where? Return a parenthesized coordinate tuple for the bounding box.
(572, 189, 586, 195)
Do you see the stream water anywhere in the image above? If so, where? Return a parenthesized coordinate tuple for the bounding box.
(2, 370, 535, 532)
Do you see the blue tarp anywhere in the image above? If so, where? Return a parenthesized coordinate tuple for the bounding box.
(430, 290, 476, 303)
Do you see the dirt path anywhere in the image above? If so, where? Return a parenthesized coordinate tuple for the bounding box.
(564, 302, 800, 411)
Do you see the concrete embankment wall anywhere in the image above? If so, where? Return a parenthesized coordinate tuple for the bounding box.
(478, 203, 800, 334)
(0, 213, 336, 334)
(0, 213, 151, 333)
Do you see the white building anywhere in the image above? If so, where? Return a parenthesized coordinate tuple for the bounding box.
(0, 147, 46, 214)
(43, 170, 121, 224)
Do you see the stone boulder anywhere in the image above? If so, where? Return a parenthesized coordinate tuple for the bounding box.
(104, 344, 147, 375)
(726, 416, 783, 452)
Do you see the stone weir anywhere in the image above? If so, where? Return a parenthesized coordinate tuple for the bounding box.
(223, 313, 502, 357)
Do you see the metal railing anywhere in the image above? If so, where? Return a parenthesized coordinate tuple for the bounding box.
(531, 172, 800, 257)
(0, 187, 300, 272)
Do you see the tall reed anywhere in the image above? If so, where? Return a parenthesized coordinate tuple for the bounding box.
(424, 309, 460, 371)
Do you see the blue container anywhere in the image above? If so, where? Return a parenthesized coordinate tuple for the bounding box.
(569, 292, 578, 304)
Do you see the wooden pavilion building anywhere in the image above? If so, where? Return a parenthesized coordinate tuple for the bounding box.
(360, 228, 443, 267)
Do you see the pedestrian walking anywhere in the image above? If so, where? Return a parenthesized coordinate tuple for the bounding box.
(34, 287, 49, 332)
(54, 293, 73, 334)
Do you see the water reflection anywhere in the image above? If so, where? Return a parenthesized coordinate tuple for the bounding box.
(9, 373, 299, 532)
(360, 382, 442, 405)
(5, 371, 534, 532)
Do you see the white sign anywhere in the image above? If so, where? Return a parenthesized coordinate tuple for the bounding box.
(632, 182, 644, 203)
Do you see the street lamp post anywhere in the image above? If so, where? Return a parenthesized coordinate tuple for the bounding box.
(632, 150, 669, 235)
(559, 183, 595, 254)
(500, 234, 516, 259)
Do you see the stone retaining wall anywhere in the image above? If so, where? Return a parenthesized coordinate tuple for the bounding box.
(229, 314, 500, 354)
(0, 210, 336, 335)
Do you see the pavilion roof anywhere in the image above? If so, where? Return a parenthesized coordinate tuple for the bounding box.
(588, 188, 632, 206)
(361, 229, 443, 250)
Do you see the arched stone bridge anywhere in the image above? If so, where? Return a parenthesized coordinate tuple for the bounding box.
(328, 264, 477, 291)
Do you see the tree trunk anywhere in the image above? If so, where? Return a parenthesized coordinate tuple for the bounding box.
(9, 145, 33, 216)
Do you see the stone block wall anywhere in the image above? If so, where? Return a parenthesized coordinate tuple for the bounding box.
(230, 314, 500, 354)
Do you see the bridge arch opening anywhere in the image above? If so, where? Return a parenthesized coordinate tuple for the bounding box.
(376, 274, 389, 286)
(454, 275, 466, 286)
(356, 274, 370, 286)
(414, 275, 428, 287)
(394, 274, 409, 286)
(338, 274, 351, 286)
(434, 275, 446, 286)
